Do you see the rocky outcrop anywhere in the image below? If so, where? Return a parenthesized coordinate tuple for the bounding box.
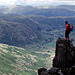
(53, 38, 75, 68)
(38, 67, 64, 75)
(38, 38, 75, 75)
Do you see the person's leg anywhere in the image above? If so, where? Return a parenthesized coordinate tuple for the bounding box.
(65, 30, 70, 40)
(65, 30, 67, 40)
(67, 31, 70, 40)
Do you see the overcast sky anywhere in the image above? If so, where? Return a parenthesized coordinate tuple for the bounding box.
(0, 0, 75, 6)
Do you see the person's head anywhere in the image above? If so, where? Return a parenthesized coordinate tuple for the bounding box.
(65, 21, 68, 24)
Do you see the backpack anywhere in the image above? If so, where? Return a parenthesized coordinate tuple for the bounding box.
(68, 24, 73, 31)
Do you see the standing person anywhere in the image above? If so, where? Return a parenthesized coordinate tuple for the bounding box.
(65, 21, 70, 40)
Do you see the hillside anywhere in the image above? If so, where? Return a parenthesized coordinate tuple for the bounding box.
(57, 5, 75, 10)
(0, 15, 42, 47)
(0, 15, 75, 47)
(0, 43, 54, 75)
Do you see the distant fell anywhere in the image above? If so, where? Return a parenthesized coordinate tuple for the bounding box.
(0, 5, 75, 17)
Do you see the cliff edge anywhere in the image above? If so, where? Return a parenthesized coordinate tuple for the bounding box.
(38, 38, 75, 75)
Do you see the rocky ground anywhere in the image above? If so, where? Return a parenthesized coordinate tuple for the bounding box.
(38, 38, 75, 75)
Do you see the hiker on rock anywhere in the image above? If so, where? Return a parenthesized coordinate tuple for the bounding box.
(65, 21, 73, 40)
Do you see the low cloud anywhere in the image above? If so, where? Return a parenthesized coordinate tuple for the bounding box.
(0, 0, 75, 6)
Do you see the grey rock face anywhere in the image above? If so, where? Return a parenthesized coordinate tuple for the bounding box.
(38, 38, 75, 75)
(53, 38, 75, 68)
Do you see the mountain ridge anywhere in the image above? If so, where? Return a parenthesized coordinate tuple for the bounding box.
(0, 15, 75, 47)
(0, 5, 75, 17)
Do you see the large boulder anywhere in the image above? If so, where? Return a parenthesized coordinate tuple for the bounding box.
(68, 66, 75, 75)
(38, 67, 64, 75)
(38, 38, 75, 75)
(53, 38, 75, 68)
